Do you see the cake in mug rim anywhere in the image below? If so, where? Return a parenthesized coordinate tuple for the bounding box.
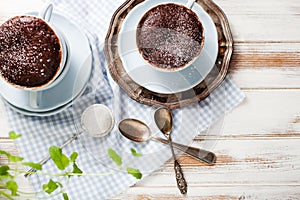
(136, 3, 204, 71)
(0, 15, 62, 89)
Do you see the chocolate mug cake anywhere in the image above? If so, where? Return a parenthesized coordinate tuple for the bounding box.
(137, 3, 204, 70)
(0, 15, 62, 88)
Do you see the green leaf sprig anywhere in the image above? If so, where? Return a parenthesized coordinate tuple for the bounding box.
(0, 131, 83, 200)
(108, 148, 143, 179)
(130, 148, 143, 157)
(0, 132, 144, 200)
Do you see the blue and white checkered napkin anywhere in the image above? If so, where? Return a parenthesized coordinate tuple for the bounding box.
(3, 0, 245, 199)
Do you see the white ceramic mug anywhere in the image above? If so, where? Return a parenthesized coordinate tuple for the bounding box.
(0, 4, 70, 108)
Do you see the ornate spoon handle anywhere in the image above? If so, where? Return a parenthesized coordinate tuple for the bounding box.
(154, 137, 217, 164)
(174, 159, 188, 194)
(167, 135, 188, 194)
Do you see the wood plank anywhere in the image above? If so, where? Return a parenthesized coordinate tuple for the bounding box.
(231, 43, 300, 69)
(213, 0, 300, 42)
(113, 186, 300, 200)
(228, 43, 300, 89)
(214, 0, 300, 15)
(227, 15, 300, 42)
(218, 39, 300, 90)
(229, 68, 300, 89)
(201, 90, 300, 137)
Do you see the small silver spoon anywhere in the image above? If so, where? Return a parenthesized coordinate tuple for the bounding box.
(25, 104, 114, 177)
(154, 107, 187, 194)
(118, 120, 216, 164)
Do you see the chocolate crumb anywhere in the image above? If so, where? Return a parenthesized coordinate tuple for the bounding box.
(137, 3, 204, 70)
(0, 15, 62, 87)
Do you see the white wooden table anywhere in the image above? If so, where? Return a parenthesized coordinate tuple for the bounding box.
(1, 0, 300, 199)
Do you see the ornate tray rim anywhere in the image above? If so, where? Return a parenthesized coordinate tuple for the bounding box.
(104, 0, 233, 109)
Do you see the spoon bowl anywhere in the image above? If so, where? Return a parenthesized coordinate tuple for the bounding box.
(118, 118, 151, 142)
(118, 118, 216, 164)
(154, 107, 172, 135)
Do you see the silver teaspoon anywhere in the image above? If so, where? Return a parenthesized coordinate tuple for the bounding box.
(118, 119, 216, 164)
(154, 107, 187, 194)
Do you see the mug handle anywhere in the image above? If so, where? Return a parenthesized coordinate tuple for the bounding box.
(29, 91, 42, 108)
(186, 0, 195, 8)
(38, 4, 53, 22)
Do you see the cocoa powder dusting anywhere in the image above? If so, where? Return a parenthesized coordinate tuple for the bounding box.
(0, 15, 61, 87)
(137, 3, 204, 70)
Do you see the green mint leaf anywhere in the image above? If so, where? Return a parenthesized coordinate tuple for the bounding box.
(70, 152, 78, 162)
(130, 148, 143, 157)
(56, 181, 63, 188)
(108, 149, 122, 166)
(126, 167, 142, 179)
(43, 179, 58, 194)
(72, 163, 83, 176)
(22, 162, 42, 170)
(0, 150, 9, 156)
(8, 131, 22, 140)
(6, 180, 19, 196)
(0, 166, 13, 178)
(0, 150, 23, 162)
(0, 150, 11, 159)
(63, 193, 69, 200)
(49, 146, 70, 170)
(0, 165, 9, 175)
(0, 150, 11, 162)
(8, 155, 24, 162)
(0, 174, 13, 179)
(0, 150, 10, 157)
(0, 190, 14, 200)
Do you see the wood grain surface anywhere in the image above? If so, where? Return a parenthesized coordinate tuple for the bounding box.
(0, 0, 300, 199)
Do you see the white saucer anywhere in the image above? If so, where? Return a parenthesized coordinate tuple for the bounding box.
(0, 12, 92, 115)
(2, 82, 87, 116)
(118, 0, 218, 94)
